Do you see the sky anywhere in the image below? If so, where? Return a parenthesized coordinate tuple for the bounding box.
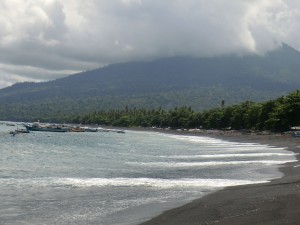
(0, 0, 300, 89)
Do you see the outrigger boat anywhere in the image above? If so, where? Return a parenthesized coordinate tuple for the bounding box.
(24, 123, 69, 132)
(293, 131, 300, 137)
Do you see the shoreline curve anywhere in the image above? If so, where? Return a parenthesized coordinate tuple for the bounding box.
(138, 130, 300, 225)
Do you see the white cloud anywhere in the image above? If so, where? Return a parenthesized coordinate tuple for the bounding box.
(0, 0, 300, 88)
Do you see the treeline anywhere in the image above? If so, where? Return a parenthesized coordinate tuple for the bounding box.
(71, 90, 300, 132)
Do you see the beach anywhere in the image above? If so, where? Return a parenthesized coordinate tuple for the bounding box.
(1, 124, 299, 225)
(140, 131, 300, 225)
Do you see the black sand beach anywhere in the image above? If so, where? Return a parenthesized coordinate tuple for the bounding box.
(140, 131, 300, 225)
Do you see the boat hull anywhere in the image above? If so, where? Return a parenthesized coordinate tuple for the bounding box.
(25, 125, 69, 132)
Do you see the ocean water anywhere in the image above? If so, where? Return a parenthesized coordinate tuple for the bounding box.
(0, 124, 297, 225)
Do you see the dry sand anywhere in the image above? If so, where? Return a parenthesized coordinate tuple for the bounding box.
(139, 131, 300, 225)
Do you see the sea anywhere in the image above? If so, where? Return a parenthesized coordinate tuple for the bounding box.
(0, 123, 297, 225)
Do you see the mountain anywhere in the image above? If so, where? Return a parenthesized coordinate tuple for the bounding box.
(0, 43, 300, 122)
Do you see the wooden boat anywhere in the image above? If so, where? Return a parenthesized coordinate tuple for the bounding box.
(292, 131, 300, 137)
(24, 123, 69, 132)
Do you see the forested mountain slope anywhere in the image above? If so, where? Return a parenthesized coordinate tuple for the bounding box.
(0, 43, 300, 121)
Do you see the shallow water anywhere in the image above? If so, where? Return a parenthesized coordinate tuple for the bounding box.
(0, 124, 297, 225)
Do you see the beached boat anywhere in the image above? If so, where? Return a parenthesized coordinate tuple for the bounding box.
(15, 128, 30, 133)
(109, 129, 125, 134)
(97, 127, 110, 132)
(24, 123, 69, 132)
(6, 123, 16, 126)
(83, 127, 98, 132)
(9, 129, 30, 136)
(69, 126, 85, 132)
(292, 131, 300, 137)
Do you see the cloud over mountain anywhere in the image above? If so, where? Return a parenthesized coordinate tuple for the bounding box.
(1, 0, 300, 88)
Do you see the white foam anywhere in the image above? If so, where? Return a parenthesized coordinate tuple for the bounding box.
(160, 133, 289, 151)
(60, 177, 268, 188)
(161, 152, 296, 159)
(129, 159, 298, 168)
(162, 134, 247, 146)
(0, 177, 267, 189)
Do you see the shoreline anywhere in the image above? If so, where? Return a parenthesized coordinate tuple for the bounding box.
(138, 129, 300, 225)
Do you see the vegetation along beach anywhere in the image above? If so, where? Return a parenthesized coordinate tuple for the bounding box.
(1, 90, 300, 224)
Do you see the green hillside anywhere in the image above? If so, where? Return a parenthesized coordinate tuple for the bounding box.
(0, 43, 299, 122)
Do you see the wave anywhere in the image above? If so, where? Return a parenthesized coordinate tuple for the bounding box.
(0, 177, 267, 189)
(128, 159, 297, 168)
(160, 152, 297, 159)
(161, 133, 287, 150)
(162, 134, 254, 146)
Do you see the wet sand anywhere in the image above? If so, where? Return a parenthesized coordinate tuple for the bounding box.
(139, 131, 300, 225)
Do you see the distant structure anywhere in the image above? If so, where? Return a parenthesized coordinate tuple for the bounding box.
(221, 100, 225, 108)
